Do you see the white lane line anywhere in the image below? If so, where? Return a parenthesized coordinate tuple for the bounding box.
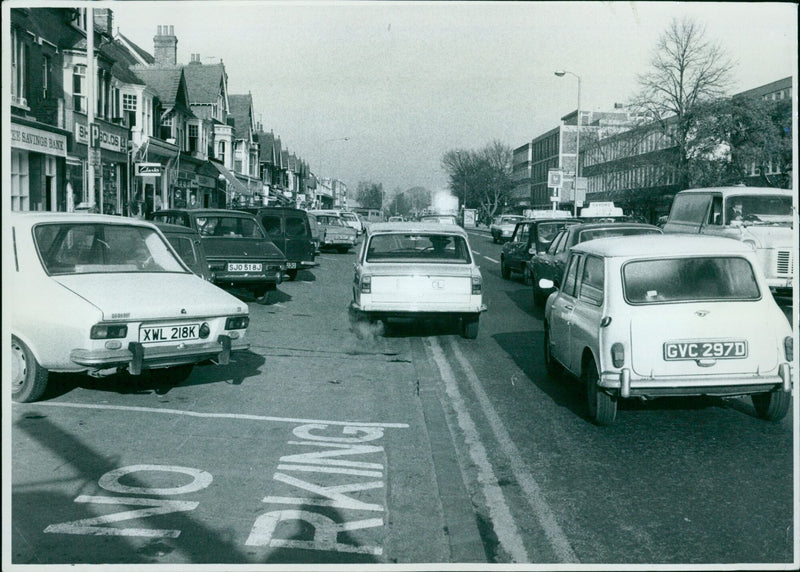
(447, 338, 579, 563)
(472, 250, 481, 255)
(483, 256, 499, 264)
(16, 402, 409, 428)
(427, 337, 529, 563)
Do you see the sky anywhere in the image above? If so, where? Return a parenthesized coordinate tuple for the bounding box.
(106, 0, 796, 196)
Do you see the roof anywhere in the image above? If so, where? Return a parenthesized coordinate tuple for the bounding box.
(367, 222, 469, 237)
(569, 222, 661, 233)
(677, 186, 793, 196)
(9, 212, 157, 229)
(183, 63, 226, 104)
(100, 40, 145, 85)
(130, 66, 184, 105)
(116, 31, 156, 65)
(573, 234, 754, 258)
(157, 208, 255, 218)
(228, 94, 254, 139)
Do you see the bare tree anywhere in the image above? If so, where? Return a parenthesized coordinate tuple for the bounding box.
(441, 141, 513, 218)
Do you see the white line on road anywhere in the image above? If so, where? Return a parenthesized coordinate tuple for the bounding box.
(427, 337, 530, 563)
(472, 250, 480, 255)
(483, 256, 499, 264)
(16, 402, 410, 428)
(447, 338, 579, 563)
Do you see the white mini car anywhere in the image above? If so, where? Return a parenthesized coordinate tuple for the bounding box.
(541, 234, 793, 425)
(350, 222, 487, 338)
(9, 213, 251, 402)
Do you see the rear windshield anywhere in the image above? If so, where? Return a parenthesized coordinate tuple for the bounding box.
(623, 256, 761, 304)
(195, 216, 265, 238)
(366, 233, 471, 263)
(317, 216, 345, 226)
(578, 227, 660, 243)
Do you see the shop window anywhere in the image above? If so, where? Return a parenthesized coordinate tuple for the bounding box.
(12, 28, 27, 107)
(73, 65, 87, 113)
(11, 150, 30, 211)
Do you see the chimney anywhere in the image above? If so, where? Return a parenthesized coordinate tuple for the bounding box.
(189, 53, 202, 65)
(94, 8, 114, 37)
(154, 24, 178, 66)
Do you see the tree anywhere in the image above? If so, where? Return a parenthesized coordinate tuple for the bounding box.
(355, 181, 384, 210)
(631, 17, 734, 190)
(441, 140, 514, 218)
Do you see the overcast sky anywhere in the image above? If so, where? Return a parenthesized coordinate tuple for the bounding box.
(108, 1, 796, 195)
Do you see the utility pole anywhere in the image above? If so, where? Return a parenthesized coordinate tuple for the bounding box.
(87, 5, 96, 210)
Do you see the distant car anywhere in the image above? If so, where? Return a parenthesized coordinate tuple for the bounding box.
(500, 218, 581, 283)
(309, 211, 358, 252)
(151, 209, 286, 304)
(306, 212, 322, 254)
(9, 212, 250, 403)
(349, 222, 487, 339)
(388, 216, 405, 222)
(154, 222, 213, 282)
(246, 207, 317, 281)
(530, 222, 663, 306)
(541, 234, 793, 425)
(420, 214, 459, 225)
(490, 215, 525, 243)
(313, 209, 364, 236)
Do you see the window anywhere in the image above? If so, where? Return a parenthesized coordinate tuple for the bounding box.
(73, 65, 87, 113)
(366, 234, 471, 263)
(123, 93, 137, 126)
(188, 124, 199, 153)
(579, 256, 604, 305)
(547, 231, 566, 255)
(160, 114, 173, 141)
(11, 28, 27, 106)
(260, 215, 282, 238)
(42, 55, 50, 99)
(218, 141, 226, 164)
(562, 254, 580, 297)
(11, 150, 30, 211)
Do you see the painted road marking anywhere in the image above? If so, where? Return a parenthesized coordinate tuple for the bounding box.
(483, 256, 499, 264)
(472, 250, 481, 255)
(447, 338, 579, 563)
(18, 401, 409, 429)
(427, 337, 529, 563)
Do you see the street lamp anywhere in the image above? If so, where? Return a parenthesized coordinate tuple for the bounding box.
(555, 70, 581, 216)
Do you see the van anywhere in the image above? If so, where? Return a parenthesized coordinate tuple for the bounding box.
(317, 209, 364, 235)
(246, 207, 317, 281)
(663, 186, 794, 294)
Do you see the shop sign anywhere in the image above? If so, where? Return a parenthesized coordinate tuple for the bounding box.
(11, 123, 67, 157)
(88, 148, 102, 167)
(196, 174, 216, 188)
(136, 163, 162, 176)
(75, 123, 127, 153)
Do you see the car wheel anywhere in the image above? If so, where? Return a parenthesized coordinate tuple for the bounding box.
(460, 314, 479, 339)
(543, 323, 561, 376)
(500, 258, 511, 280)
(150, 364, 194, 386)
(752, 391, 791, 421)
(523, 265, 533, 286)
(584, 358, 617, 425)
(11, 335, 49, 403)
(492, 234, 498, 244)
(286, 269, 298, 281)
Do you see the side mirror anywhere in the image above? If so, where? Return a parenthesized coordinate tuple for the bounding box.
(528, 247, 536, 255)
(538, 278, 555, 290)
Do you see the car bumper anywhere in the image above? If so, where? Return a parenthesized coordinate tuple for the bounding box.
(600, 364, 792, 398)
(70, 335, 249, 373)
(286, 260, 319, 270)
(350, 300, 487, 316)
(323, 237, 356, 246)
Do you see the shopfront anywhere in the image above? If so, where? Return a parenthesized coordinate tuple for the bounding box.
(10, 118, 69, 212)
(72, 119, 129, 214)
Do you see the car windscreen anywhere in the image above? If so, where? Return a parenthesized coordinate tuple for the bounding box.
(725, 195, 793, 224)
(623, 256, 761, 304)
(34, 223, 186, 275)
(366, 233, 471, 263)
(194, 216, 266, 238)
(578, 227, 661, 243)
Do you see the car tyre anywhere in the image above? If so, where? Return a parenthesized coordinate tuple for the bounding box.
(752, 391, 791, 421)
(500, 258, 511, 280)
(12, 335, 49, 403)
(286, 269, 298, 281)
(543, 323, 561, 376)
(150, 364, 194, 386)
(492, 234, 498, 244)
(460, 314, 479, 339)
(584, 358, 617, 425)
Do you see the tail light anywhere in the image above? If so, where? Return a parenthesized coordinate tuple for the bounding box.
(785, 336, 793, 361)
(471, 275, 482, 295)
(611, 343, 625, 368)
(361, 275, 372, 293)
(225, 316, 249, 330)
(91, 324, 128, 339)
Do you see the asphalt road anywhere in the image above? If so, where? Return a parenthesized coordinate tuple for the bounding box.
(9, 232, 796, 566)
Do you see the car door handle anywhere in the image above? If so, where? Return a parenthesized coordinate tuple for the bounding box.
(563, 304, 573, 311)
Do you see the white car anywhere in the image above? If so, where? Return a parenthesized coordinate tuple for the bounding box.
(350, 222, 487, 338)
(541, 234, 793, 425)
(9, 213, 251, 402)
(315, 209, 364, 235)
(490, 215, 525, 243)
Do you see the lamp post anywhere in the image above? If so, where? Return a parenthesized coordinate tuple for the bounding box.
(316, 137, 349, 208)
(554, 70, 581, 216)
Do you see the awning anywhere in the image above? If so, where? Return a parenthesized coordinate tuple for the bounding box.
(208, 161, 252, 198)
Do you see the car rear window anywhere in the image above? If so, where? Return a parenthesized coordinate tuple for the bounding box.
(623, 256, 761, 304)
(366, 234, 471, 263)
(195, 216, 266, 238)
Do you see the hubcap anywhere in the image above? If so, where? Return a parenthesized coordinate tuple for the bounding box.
(11, 341, 27, 390)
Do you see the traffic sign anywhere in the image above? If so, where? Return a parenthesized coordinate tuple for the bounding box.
(88, 148, 101, 167)
(548, 168, 563, 188)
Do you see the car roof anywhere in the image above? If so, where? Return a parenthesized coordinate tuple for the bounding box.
(573, 234, 754, 258)
(676, 186, 793, 197)
(156, 208, 253, 217)
(153, 221, 200, 235)
(9, 211, 159, 229)
(568, 222, 661, 233)
(517, 217, 582, 226)
(368, 222, 468, 236)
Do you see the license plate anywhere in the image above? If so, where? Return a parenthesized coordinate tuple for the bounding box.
(228, 263, 262, 272)
(286, 262, 297, 269)
(140, 323, 199, 343)
(663, 340, 748, 361)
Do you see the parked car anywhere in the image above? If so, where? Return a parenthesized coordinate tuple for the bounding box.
(490, 215, 525, 243)
(308, 211, 358, 252)
(530, 222, 663, 306)
(244, 207, 317, 281)
(154, 222, 212, 282)
(541, 234, 793, 425)
(420, 214, 459, 225)
(306, 212, 322, 254)
(313, 209, 364, 236)
(388, 216, 405, 222)
(662, 186, 793, 295)
(150, 209, 286, 304)
(9, 212, 251, 403)
(500, 217, 581, 283)
(349, 222, 487, 338)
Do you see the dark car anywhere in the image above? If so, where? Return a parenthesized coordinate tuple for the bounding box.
(154, 222, 213, 282)
(500, 218, 581, 283)
(529, 222, 663, 306)
(244, 207, 317, 281)
(150, 209, 286, 304)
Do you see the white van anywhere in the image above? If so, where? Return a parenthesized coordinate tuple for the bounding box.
(663, 186, 794, 294)
(316, 209, 364, 235)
